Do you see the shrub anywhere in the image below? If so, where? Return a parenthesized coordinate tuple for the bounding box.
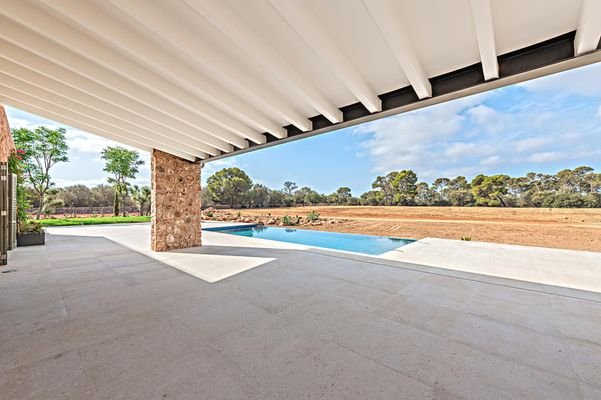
(460, 236, 472, 241)
(307, 210, 320, 222)
(282, 214, 300, 226)
(546, 193, 584, 208)
(583, 193, 601, 208)
(20, 221, 43, 233)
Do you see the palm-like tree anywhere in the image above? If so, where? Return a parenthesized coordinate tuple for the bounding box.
(130, 185, 151, 216)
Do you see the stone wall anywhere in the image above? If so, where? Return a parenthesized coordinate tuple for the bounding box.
(151, 149, 201, 251)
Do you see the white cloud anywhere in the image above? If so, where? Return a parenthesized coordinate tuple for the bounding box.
(480, 155, 502, 167)
(519, 63, 601, 97)
(444, 142, 495, 159)
(6, 117, 53, 130)
(352, 70, 601, 182)
(515, 137, 549, 152)
(466, 105, 507, 134)
(66, 130, 117, 153)
(201, 158, 237, 184)
(352, 93, 492, 177)
(526, 152, 566, 163)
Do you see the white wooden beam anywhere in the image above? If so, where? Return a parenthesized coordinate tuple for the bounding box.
(107, 0, 310, 133)
(185, 0, 343, 124)
(363, 0, 432, 98)
(40, 0, 268, 145)
(0, 58, 219, 156)
(270, 0, 382, 113)
(0, 16, 237, 156)
(575, 0, 601, 56)
(469, 0, 499, 80)
(0, 95, 198, 161)
(0, 73, 216, 157)
(0, 42, 235, 156)
(0, 2, 241, 152)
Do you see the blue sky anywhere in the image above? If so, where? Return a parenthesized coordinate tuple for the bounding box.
(6, 62, 601, 196)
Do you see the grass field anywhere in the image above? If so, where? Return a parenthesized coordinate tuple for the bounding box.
(38, 216, 151, 227)
(232, 206, 601, 252)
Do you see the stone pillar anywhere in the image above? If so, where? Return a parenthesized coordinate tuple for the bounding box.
(151, 149, 201, 251)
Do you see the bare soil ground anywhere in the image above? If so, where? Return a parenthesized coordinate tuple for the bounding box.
(232, 206, 601, 252)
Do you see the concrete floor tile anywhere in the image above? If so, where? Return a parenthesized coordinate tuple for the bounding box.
(117, 265, 183, 286)
(373, 293, 461, 335)
(256, 341, 434, 400)
(564, 338, 601, 388)
(431, 341, 584, 400)
(174, 297, 278, 342)
(461, 291, 562, 336)
(211, 314, 327, 389)
(580, 383, 601, 400)
(0, 349, 88, 400)
(446, 314, 575, 378)
(78, 318, 200, 389)
(110, 260, 165, 275)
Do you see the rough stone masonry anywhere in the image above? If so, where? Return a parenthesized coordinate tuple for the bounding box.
(151, 149, 201, 251)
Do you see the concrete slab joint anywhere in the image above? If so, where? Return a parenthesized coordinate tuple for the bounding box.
(151, 149, 201, 251)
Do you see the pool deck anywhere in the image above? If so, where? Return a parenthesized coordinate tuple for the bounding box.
(42, 222, 601, 294)
(2, 222, 601, 399)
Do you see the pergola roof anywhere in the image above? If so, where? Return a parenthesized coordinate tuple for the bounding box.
(0, 0, 600, 162)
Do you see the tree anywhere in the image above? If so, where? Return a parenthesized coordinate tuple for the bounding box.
(544, 193, 584, 208)
(471, 174, 510, 207)
(59, 185, 92, 207)
(206, 167, 252, 207)
(293, 186, 319, 206)
(372, 173, 396, 205)
(415, 182, 435, 205)
(360, 190, 383, 206)
(90, 184, 116, 207)
(267, 189, 286, 207)
(283, 181, 298, 195)
(336, 187, 352, 204)
(130, 185, 151, 215)
(447, 176, 473, 206)
(247, 184, 270, 208)
(40, 188, 64, 216)
(391, 170, 418, 205)
(583, 171, 601, 195)
(432, 177, 451, 205)
(11, 126, 69, 219)
(201, 186, 215, 207)
(101, 146, 144, 216)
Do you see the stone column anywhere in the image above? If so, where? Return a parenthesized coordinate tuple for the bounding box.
(151, 149, 201, 251)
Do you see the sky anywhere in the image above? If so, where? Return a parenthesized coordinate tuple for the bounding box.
(5, 62, 601, 196)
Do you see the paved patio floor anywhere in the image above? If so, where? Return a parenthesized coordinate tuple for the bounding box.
(2, 228, 601, 399)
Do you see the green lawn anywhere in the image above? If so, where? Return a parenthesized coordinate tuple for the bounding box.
(38, 216, 151, 227)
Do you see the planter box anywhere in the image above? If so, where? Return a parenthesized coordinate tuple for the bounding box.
(17, 231, 45, 247)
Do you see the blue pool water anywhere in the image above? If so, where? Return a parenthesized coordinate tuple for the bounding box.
(204, 225, 414, 255)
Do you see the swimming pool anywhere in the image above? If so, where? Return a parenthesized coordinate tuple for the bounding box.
(203, 225, 414, 255)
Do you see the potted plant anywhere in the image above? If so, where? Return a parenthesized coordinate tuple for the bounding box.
(9, 149, 45, 246)
(17, 220, 45, 246)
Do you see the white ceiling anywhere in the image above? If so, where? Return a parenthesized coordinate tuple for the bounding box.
(0, 0, 599, 161)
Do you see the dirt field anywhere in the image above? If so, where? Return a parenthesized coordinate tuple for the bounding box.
(233, 206, 601, 252)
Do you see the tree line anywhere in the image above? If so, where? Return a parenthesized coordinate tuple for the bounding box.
(11, 126, 150, 219)
(10, 125, 601, 220)
(205, 166, 601, 208)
